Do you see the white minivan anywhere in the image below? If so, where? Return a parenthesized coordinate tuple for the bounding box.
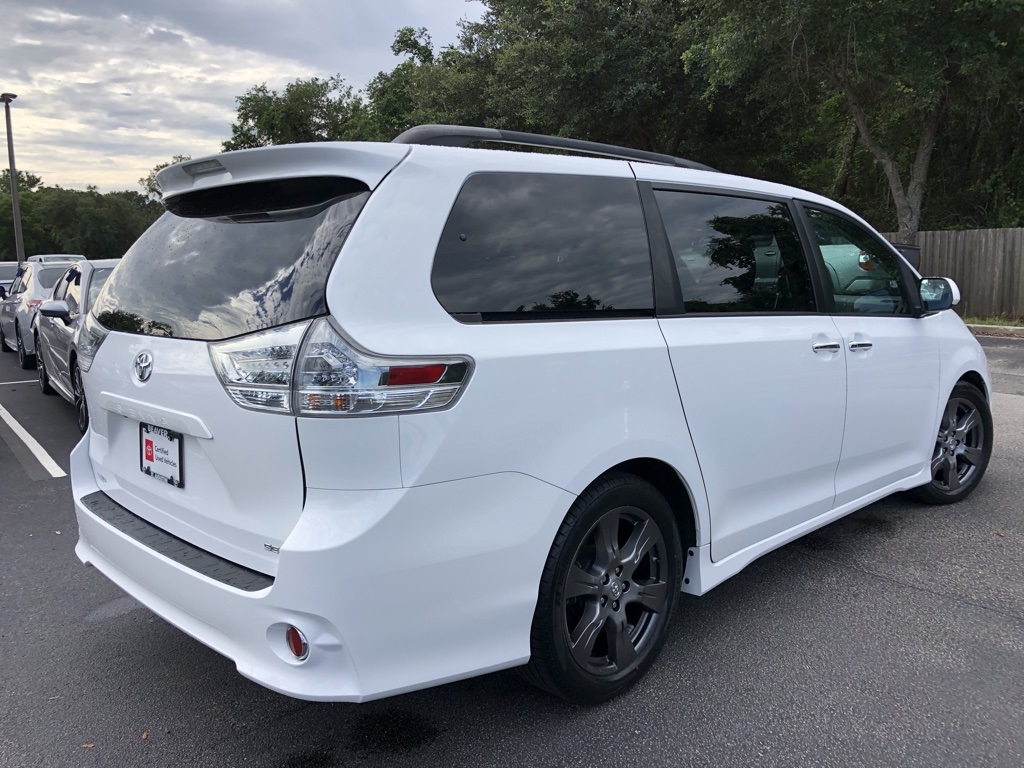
(72, 126, 992, 704)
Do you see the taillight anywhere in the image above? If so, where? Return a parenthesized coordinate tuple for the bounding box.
(209, 321, 310, 413)
(78, 312, 110, 373)
(26, 299, 42, 310)
(209, 318, 471, 416)
(294, 318, 470, 415)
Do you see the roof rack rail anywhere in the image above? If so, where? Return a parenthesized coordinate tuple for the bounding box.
(392, 124, 717, 172)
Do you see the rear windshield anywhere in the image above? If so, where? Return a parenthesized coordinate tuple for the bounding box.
(87, 268, 113, 308)
(36, 267, 65, 289)
(93, 188, 370, 341)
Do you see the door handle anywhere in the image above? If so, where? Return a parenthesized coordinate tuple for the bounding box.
(849, 341, 873, 351)
(812, 342, 841, 353)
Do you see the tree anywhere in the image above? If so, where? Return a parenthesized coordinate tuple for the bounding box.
(139, 155, 191, 200)
(434, 0, 712, 154)
(223, 76, 372, 150)
(223, 1, 1023, 232)
(685, 0, 1024, 241)
(1, 169, 43, 193)
(0, 184, 162, 261)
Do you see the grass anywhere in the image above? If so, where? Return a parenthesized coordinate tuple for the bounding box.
(962, 315, 1024, 327)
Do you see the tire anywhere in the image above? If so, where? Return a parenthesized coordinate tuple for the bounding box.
(909, 382, 992, 505)
(72, 363, 89, 434)
(17, 325, 36, 370)
(0, 323, 13, 353)
(521, 472, 682, 704)
(36, 336, 55, 395)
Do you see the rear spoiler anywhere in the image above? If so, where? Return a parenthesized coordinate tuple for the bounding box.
(156, 143, 410, 208)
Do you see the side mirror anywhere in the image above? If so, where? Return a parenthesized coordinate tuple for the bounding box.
(919, 277, 958, 314)
(40, 299, 72, 324)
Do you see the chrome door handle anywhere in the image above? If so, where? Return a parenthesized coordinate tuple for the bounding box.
(812, 342, 841, 353)
(849, 341, 873, 351)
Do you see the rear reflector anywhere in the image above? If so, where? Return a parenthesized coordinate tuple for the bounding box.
(285, 626, 309, 661)
(386, 365, 446, 386)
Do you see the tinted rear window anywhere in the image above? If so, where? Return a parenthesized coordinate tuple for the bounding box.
(36, 267, 65, 290)
(432, 173, 653, 320)
(93, 188, 370, 341)
(87, 269, 112, 309)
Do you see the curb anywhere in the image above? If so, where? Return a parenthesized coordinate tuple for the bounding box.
(966, 324, 1024, 339)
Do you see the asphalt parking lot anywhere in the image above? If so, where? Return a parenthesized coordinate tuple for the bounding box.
(1, 337, 1022, 768)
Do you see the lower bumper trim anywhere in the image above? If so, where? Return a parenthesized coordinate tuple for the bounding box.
(80, 490, 274, 592)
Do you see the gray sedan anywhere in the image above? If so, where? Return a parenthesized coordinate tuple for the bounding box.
(33, 259, 119, 433)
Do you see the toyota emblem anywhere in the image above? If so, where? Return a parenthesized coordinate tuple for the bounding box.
(134, 352, 153, 382)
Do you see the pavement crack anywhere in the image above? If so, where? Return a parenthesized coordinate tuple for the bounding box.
(796, 547, 1024, 624)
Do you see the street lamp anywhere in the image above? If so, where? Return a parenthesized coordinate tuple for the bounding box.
(2, 92, 26, 264)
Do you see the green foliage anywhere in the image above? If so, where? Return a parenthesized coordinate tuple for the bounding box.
(219, 0, 1023, 233)
(0, 182, 163, 261)
(0, 169, 43, 193)
(139, 155, 191, 200)
(684, 0, 1024, 237)
(223, 76, 373, 150)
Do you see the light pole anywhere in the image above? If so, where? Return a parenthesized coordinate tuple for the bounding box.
(2, 92, 26, 264)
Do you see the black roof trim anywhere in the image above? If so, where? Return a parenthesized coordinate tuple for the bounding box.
(393, 124, 717, 172)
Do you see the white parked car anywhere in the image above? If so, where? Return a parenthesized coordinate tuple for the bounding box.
(72, 126, 992, 705)
(0, 260, 77, 368)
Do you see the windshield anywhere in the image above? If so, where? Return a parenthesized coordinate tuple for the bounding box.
(87, 268, 113, 309)
(36, 267, 65, 290)
(93, 189, 370, 341)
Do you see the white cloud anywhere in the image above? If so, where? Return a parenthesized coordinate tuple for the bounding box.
(0, 0, 485, 192)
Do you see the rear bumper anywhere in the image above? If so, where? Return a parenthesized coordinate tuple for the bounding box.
(72, 433, 574, 702)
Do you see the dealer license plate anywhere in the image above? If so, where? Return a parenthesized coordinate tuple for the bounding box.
(139, 423, 185, 488)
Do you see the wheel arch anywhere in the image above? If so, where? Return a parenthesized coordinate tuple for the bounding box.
(958, 369, 988, 401)
(598, 458, 699, 551)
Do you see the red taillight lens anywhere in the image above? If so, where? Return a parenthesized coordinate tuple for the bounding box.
(386, 364, 447, 386)
(285, 626, 309, 660)
(26, 300, 42, 309)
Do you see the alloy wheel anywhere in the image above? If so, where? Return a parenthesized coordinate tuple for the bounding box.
(37, 340, 54, 395)
(73, 365, 89, 433)
(929, 396, 985, 493)
(16, 327, 34, 369)
(562, 506, 671, 676)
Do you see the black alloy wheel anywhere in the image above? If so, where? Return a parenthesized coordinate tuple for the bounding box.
(910, 381, 992, 504)
(16, 325, 35, 370)
(72, 363, 89, 434)
(37, 336, 55, 395)
(522, 472, 682, 703)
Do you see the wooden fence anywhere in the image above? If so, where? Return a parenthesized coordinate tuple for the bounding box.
(883, 228, 1024, 317)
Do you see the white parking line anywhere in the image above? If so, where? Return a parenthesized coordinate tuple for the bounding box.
(2, 379, 38, 385)
(0, 403, 67, 478)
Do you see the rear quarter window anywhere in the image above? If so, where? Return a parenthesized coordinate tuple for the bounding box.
(431, 173, 653, 320)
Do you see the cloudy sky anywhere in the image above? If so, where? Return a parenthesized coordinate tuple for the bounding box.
(1, 1, 485, 193)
